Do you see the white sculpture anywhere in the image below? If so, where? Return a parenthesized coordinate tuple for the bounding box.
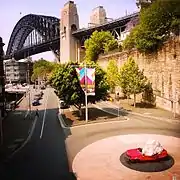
(142, 139, 163, 156)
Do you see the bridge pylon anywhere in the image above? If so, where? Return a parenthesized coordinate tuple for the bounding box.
(60, 1, 80, 64)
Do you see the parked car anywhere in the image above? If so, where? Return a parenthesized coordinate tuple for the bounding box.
(32, 99, 40, 106)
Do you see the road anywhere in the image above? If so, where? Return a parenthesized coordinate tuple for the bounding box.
(1, 88, 75, 180)
(65, 101, 180, 169)
(1, 88, 180, 179)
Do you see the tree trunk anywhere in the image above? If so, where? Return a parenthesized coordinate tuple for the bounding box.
(127, 93, 130, 105)
(134, 93, 136, 108)
(79, 106, 82, 116)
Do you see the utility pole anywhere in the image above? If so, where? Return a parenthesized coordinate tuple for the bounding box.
(0, 37, 5, 145)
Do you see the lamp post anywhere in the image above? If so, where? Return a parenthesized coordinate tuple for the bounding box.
(0, 37, 5, 145)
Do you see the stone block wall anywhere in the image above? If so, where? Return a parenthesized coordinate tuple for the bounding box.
(98, 36, 180, 114)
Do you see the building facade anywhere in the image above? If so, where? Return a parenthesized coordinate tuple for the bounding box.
(0, 37, 5, 120)
(4, 58, 33, 84)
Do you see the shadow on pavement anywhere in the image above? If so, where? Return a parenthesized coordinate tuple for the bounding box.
(120, 152, 174, 172)
(0, 109, 36, 163)
(0, 107, 76, 180)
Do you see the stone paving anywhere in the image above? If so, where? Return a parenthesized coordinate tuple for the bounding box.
(72, 134, 180, 180)
(112, 99, 180, 121)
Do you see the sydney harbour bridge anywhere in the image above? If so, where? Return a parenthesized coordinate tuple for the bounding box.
(4, 4, 139, 62)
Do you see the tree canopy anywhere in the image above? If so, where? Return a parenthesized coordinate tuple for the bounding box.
(31, 59, 56, 82)
(118, 57, 147, 107)
(123, 0, 180, 53)
(49, 61, 110, 111)
(49, 62, 84, 110)
(106, 59, 119, 93)
(84, 31, 118, 62)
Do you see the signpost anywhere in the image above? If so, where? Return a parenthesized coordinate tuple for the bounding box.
(84, 64, 88, 123)
(76, 64, 95, 123)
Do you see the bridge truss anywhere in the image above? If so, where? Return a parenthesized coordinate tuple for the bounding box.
(5, 14, 60, 60)
(72, 12, 139, 47)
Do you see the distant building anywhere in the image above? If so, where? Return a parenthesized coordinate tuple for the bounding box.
(4, 57, 33, 84)
(89, 6, 107, 27)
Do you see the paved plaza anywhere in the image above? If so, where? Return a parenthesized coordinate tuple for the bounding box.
(72, 134, 180, 180)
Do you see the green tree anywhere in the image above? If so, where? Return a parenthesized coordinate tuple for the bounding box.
(118, 57, 147, 107)
(32, 59, 56, 82)
(49, 62, 84, 113)
(84, 31, 118, 62)
(123, 0, 180, 53)
(106, 59, 118, 93)
(49, 62, 109, 116)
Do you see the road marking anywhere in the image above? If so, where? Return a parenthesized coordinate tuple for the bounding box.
(24, 109, 29, 119)
(103, 101, 120, 109)
(40, 89, 49, 139)
(92, 104, 126, 118)
(8, 116, 38, 160)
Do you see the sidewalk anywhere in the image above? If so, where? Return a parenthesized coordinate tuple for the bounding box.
(111, 99, 180, 122)
(0, 91, 35, 162)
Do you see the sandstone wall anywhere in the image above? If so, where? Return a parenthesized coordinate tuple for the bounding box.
(98, 37, 180, 115)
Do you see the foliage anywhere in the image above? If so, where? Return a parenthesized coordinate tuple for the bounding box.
(49, 61, 110, 111)
(123, 0, 180, 53)
(106, 59, 119, 93)
(31, 59, 56, 82)
(84, 30, 118, 62)
(118, 57, 147, 107)
(142, 81, 155, 104)
(49, 62, 84, 109)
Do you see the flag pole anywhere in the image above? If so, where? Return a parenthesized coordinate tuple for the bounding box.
(85, 63, 88, 123)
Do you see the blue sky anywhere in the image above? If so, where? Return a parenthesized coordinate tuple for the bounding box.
(0, 0, 138, 61)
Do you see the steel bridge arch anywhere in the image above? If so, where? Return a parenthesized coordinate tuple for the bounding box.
(6, 14, 60, 57)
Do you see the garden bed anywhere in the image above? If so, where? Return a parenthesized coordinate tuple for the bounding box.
(61, 106, 119, 127)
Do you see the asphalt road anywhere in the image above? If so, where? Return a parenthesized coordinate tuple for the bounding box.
(1, 88, 76, 180)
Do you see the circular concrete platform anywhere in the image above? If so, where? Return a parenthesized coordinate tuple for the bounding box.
(72, 134, 180, 180)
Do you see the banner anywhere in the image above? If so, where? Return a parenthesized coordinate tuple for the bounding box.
(75, 67, 85, 89)
(75, 67, 95, 96)
(86, 68, 95, 96)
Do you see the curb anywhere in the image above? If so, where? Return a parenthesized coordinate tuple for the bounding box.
(57, 101, 69, 129)
(58, 113, 69, 129)
(16, 93, 26, 106)
(57, 104, 130, 129)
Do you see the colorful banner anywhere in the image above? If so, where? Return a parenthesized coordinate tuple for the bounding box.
(86, 68, 95, 95)
(75, 67, 85, 89)
(75, 67, 95, 96)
